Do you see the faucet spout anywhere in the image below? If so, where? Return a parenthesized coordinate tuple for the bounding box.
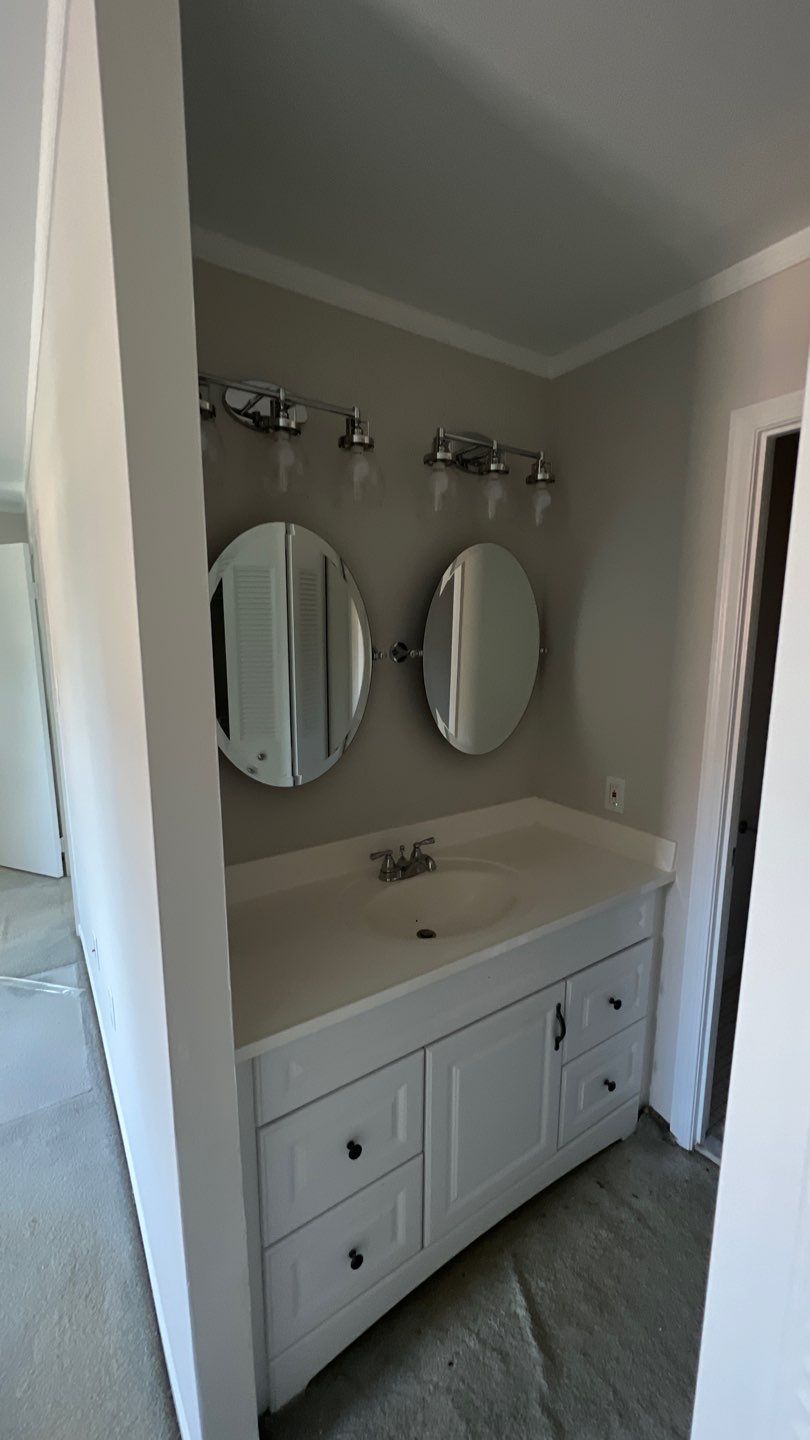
(369, 838, 438, 881)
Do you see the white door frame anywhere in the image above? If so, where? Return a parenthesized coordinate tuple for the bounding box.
(669, 389, 804, 1151)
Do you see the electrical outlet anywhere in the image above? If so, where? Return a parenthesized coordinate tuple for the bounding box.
(605, 776, 625, 814)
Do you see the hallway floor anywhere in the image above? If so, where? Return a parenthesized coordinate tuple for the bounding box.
(0, 867, 179, 1440)
(267, 1116, 718, 1440)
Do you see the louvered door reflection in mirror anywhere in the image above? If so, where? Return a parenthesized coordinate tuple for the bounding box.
(209, 523, 372, 785)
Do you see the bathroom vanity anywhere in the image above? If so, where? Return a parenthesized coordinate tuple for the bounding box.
(227, 800, 674, 1412)
(207, 468, 675, 1415)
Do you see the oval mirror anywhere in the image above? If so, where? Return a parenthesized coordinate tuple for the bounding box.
(209, 522, 372, 786)
(423, 543, 540, 754)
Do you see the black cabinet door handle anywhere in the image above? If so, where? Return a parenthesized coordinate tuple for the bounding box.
(346, 1140, 363, 1161)
(608, 997, 622, 1010)
(604, 1078, 617, 1093)
(554, 1002, 567, 1052)
(349, 1248, 364, 1270)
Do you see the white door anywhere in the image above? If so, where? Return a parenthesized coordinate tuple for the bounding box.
(425, 982, 564, 1243)
(690, 376, 810, 1437)
(0, 544, 62, 876)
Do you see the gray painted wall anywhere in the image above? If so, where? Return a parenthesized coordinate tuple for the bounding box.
(194, 254, 810, 1125)
(194, 259, 555, 864)
(547, 258, 810, 1117)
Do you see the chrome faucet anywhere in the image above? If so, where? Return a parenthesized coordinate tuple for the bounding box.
(370, 837, 437, 882)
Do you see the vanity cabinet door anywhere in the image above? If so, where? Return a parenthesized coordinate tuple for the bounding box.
(425, 983, 564, 1244)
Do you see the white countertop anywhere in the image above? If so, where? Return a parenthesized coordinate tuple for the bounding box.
(227, 809, 674, 1058)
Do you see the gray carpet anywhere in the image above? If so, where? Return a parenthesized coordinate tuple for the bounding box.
(0, 865, 81, 978)
(0, 867, 179, 1440)
(266, 1117, 717, 1440)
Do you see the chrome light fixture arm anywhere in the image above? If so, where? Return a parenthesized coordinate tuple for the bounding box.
(198, 370, 360, 421)
(198, 371, 374, 450)
(424, 426, 554, 485)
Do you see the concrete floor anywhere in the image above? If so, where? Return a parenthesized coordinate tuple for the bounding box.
(266, 1117, 717, 1440)
(0, 867, 179, 1440)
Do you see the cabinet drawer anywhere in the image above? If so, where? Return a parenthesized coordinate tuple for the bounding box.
(258, 1052, 423, 1244)
(559, 1020, 645, 1147)
(563, 939, 653, 1062)
(264, 1156, 423, 1354)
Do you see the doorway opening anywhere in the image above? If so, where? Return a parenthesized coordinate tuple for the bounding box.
(699, 428, 800, 1160)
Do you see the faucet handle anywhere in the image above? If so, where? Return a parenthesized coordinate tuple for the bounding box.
(370, 847, 398, 881)
(409, 837, 437, 871)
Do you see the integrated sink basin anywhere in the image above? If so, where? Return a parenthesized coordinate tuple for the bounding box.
(361, 858, 520, 940)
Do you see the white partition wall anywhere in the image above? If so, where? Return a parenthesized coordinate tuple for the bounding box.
(27, 1, 257, 1437)
(690, 365, 810, 1434)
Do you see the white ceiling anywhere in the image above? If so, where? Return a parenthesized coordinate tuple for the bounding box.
(0, 0, 47, 510)
(181, 0, 810, 362)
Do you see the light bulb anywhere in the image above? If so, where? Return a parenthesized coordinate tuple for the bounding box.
(351, 455, 370, 502)
(265, 434, 304, 495)
(341, 452, 384, 506)
(431, 464, 450, 513)
(483, 475, 505, 521)
(532, 484, 552, 526)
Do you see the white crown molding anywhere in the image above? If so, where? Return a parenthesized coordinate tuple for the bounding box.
(191, 226, 553, 379)
(193, 221, 810, 384)
(23, 0, 69, 493)
(545, 224, 810, 377)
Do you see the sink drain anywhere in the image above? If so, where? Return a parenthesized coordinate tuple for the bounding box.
(417, 928, 437, 940)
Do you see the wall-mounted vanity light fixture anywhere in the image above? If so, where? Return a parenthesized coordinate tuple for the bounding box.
(198, 371, 377, 497)
(423, 427, 555, 523)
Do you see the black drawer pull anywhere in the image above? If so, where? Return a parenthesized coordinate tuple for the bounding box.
(554, 1002, 566, 1052)
(349, 1248, 364, 1270)
(604, 1078, 617, 1093)
(608, 997, 622, 1010)
(346, 1140, 363, 1161)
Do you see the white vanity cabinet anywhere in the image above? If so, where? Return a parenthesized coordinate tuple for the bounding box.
(236, 897, 666, 1415)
